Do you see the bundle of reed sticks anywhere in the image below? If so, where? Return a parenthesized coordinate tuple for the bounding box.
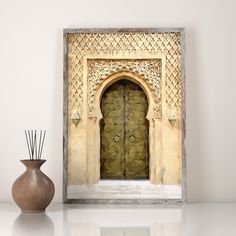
(24, 130, 46, 160)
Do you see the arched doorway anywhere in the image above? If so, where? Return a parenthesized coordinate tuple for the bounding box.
(100, 79, 149, 179)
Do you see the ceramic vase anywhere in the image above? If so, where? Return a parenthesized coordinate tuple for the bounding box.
(12, 160, 55, 213)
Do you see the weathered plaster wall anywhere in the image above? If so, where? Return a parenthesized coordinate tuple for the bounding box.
(0, 0, 236, 202)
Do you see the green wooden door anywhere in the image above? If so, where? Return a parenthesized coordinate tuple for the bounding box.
(101, 79, 149, 179)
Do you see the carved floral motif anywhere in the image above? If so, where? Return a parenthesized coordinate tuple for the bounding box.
(87, 59, 162, 118)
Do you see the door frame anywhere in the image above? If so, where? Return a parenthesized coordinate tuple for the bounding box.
(90, 70, 163, 185)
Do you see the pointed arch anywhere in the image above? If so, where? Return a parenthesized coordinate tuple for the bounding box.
(94, 71, 155, 122)
(87, 71, 162, 184)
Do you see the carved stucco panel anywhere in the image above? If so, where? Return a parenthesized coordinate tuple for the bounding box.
(67, 32, 181, 114)
(87, 59, 162, 118)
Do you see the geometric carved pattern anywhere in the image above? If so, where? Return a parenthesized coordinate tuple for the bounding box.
(67, 32, 181, 114)
(87, 59, 162, 118)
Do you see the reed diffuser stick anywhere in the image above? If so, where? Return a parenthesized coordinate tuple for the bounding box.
(24, 130, 46, 160)
(25, 130, 32, 160)
(39, 130, 46, 160)
(38, 130, 42, 160)
(27, 130, 32, 160)
(31, 130, 34, 159)
(34, 130, 37, 160)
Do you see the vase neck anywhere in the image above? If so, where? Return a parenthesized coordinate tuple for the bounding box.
(21, 160, 46, 169)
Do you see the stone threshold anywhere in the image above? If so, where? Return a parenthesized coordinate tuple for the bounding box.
(68, 180, 181, 200)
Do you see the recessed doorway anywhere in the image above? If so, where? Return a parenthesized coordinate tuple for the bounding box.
(100, 79, 149, 179)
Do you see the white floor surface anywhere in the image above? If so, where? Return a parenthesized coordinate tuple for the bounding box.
(1, 203, 236, 236)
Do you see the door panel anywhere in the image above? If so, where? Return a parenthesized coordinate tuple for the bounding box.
(101, 79, 149, 179)
(125, 82, 149, 179)
(101, 82, 125, 179)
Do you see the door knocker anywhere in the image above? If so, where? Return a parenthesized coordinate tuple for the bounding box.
(114, 135, 120, 142)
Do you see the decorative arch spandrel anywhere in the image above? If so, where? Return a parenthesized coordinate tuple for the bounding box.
(87, 59, 162, 119)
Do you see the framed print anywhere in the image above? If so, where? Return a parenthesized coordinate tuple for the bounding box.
(63, 28, 185, 204)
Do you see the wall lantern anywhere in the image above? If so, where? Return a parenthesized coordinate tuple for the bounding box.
(168, 110, 177, 126)
(71, 109, 80, 127)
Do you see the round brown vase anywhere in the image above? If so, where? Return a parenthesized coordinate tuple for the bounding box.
(12, 160, 55, 213)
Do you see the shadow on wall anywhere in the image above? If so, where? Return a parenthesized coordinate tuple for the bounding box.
(48, 29, 64, 202)
(186, 28, 205, 202)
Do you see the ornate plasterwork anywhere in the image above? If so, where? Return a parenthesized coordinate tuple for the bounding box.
(67, 32, 182, 114)
(87, 59, 162, 118)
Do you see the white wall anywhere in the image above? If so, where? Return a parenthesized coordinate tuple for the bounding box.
(0, 0, 235, 203)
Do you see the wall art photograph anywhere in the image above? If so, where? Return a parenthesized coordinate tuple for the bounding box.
(63, 28, 185, 204)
